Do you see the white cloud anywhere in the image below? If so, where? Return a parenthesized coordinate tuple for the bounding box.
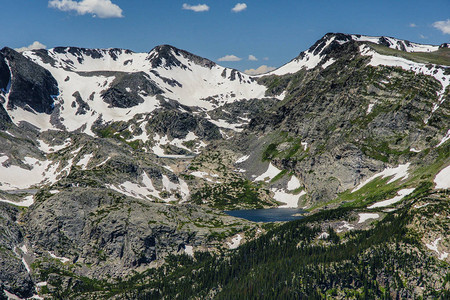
(263, 57, 269, 61)
(15, 41, 47, 52)
(182, 3, 210, 12)
(218, 55, 242, 62)
(419, 34, 427, 39)
(409, 23, 417, 28)
(248, 55, 257, 61)
(232, 3, 247, 13)
(244, 65, 276, 75)
(433, 19, 450, 34)
(48, 0, 123, 18)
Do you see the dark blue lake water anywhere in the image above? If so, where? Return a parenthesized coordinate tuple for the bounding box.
(225, 208, 305, 222)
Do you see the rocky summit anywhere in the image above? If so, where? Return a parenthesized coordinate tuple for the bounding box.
(0, 33, 448, 299)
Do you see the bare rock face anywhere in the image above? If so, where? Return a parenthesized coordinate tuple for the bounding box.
(0, 47, 58, 114)
(148, 109, 221, 141)
(0, 203, 34, 298)
(23, 188, 241, 277)
(101, 72, 163, 108)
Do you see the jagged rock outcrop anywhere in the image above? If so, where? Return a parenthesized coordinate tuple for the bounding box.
(0, 47, 58, 114)
(0, 203, 34, 298)
(101, 72, 163, 108)
(148, 109, 221, 141)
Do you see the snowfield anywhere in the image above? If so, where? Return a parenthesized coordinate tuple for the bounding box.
(227, 234, 243, 249)
(368, 188, 415, 209)
(20, 46, 267, 135)
(434, 165, 450, 189)
(254, 163, 282, 182)
(358, 213, 380, 223)
(353, 163, 410, 192)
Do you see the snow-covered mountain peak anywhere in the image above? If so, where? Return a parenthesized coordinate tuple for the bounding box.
(267, 32, 444, 76)
(7, 44, 267, 135)
(146, 44, 216, 70)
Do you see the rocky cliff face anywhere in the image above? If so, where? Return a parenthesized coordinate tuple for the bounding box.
(0, 48, 58, 114)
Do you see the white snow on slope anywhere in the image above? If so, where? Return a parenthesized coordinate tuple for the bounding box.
(426, 237, 448, 260)
(359, 44, 450, 121)
(352, 35, 439, 52)
(76, 153, 93, 170)
(22, 47, 266, 136)
(434, 165, 450, 189)
(336, 221, 355, 233)
(287, 176, 301, 191)
(107, 172, 160, 201)
(358, 213, 380, 223)
(254, 163, 282, 182)
(414, 202, 430, 209)
(236, 155, 250, 164)
(37, 138, 71, 153)
(0, 195, 34, 207)
(151, 133, 201, 157)
(353, 163, 410, 192)
(0, 156, 61, 190)
(207, 118, 244, 132)
(184, 245, 194, 257)
(368, 188, 415, 208)
(48, 251, 70, 263)
(272, 189, 306, 208)
(322, 58, 335, 69)
(227, 234, 243, 249)
(128, 121, 150, 142)
(436, 129, 450, 147)
(190, 171, 221, 183)
(8, 107, 54, 132)
(318, 232, 330, 239)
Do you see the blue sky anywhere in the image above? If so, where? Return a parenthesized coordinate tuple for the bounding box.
(1, 0, 449, 73)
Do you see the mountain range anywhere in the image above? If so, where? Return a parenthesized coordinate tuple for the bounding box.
(0, 33, 448, 299)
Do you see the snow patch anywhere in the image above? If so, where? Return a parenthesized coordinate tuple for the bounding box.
(254, 163, 282, 182)
(48, 251, 70, 263)
(436, 129, 450, 147)
(107, 172, 160, 201)
(358, 213, 380, 223)
(336, 221, 355, 233)
(353, 163, 410, 192)
(184, 245, 194, 257)
(236, 155, 250, 164)
(352, 35, 439, 52)
(301, 142, 308, 151)
(426, 238, 448, 260)
(21, 258, 31, 273)
(37, 138, 71, 153)
(368, 188, 415, 208)
(322, 58, 335, 69)
(434, 165, 450, 189)
(272, 189, 306, 208)
(0, 195, 34, 207)
(287, 176, 301, 191)
(367, 103, 375, 114)
(414, 203, 430, 209)
(190, 171, 220, 183)
(76, 153, 94, 170)
(318, 232, 329, 239)
(227, 234, 243, 249)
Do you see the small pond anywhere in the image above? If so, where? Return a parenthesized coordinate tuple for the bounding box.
(225, 208, 305, 222)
